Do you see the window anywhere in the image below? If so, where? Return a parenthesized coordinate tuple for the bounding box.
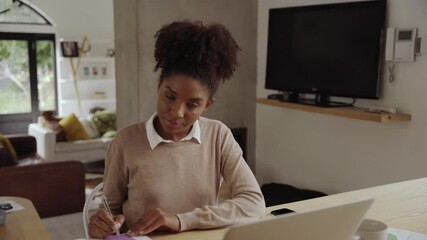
(0, 0, 56, 134)
(0, 33, 57, 133)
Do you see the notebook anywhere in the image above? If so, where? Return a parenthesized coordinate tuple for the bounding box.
(223, 198, 374, 240)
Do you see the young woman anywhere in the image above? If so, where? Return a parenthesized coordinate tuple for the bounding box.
(89, 21, 265, 238)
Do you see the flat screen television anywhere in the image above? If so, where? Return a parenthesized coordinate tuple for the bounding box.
(265, 0, 387, 107)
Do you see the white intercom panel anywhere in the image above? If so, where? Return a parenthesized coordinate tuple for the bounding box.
(385, 28, 417, 62)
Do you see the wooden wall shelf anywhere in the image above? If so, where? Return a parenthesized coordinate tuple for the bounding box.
(257, 98, 411, 122)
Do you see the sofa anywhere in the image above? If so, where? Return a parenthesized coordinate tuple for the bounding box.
(28, 112, 114, 163)
(0, 134, 86, 218)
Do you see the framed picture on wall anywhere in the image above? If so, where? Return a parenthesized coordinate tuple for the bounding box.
(61, 41, 79, 57)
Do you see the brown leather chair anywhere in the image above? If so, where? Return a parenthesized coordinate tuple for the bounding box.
(0, 135, 86, 218)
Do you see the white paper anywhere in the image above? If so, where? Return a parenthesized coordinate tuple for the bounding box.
(74, 236, 151, 240)
(388, 227, 427, 240)
(0, 200, 25, 213)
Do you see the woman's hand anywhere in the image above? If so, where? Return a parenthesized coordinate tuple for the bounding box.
(88, 209, 125, 239)
(126, 208, 180, 237)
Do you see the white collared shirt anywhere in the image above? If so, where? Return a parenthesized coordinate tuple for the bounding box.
(145, 113, 201, 149)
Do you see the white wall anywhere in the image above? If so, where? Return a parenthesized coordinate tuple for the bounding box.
(28, 0, 426, 192)
(27, 0, 115, 118)
(256, 0, 427, 194)
(28, 0, 114, 40)
(114, 0, 259, 170)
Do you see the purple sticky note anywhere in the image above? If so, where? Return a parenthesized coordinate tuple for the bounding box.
(104, 233, 134, 240)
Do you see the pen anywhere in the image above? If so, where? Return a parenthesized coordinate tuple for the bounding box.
(102, 195, 120, 236)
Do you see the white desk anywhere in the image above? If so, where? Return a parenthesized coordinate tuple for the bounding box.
(7, 178, 426, 240)
(149, 177, 427, 240)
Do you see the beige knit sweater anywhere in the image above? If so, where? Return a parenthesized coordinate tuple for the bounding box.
(103, 117, 265, 232)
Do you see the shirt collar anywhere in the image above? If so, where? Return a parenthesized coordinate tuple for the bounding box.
(145, 113, 201, 149)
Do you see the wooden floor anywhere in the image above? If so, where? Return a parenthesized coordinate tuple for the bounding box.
(84, 160, 105, 174)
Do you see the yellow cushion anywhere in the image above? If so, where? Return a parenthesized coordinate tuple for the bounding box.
(59, 114, 90, 141)
(0, 133, 17, 165)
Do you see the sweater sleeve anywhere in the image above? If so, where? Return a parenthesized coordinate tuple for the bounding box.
(176, 126, 265, 231)
(102, 135, 129, 215)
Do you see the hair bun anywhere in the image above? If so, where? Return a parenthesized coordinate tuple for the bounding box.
(154, 20, 240, 95)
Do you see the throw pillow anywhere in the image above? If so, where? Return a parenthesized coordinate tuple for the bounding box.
(92, 110, 116, 136)
(0, 133, 18, 166)
(59, 114, 91, 141)
(80, 119, 100, 139)
(102, 130, 117, 138)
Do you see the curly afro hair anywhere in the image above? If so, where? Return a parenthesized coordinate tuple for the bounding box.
(154, 21, 240, 97)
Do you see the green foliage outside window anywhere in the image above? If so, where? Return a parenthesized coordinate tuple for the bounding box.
(0, 39, 56, 114)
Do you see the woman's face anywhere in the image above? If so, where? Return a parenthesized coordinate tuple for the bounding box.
(155, 74, 213, 141)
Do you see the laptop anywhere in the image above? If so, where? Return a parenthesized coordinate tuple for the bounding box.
(223, 198, 374, 240)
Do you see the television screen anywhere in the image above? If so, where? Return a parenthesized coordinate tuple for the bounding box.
(265, 0, 386, 106)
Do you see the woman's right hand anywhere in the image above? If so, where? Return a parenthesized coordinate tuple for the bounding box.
(88, 209, 125, 239)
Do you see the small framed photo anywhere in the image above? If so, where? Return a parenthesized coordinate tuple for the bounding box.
(61, 41, 79, 57)
(101, 66, 107, 76)
(83, 67, 90, 76)
(92, 67, 99, 76)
